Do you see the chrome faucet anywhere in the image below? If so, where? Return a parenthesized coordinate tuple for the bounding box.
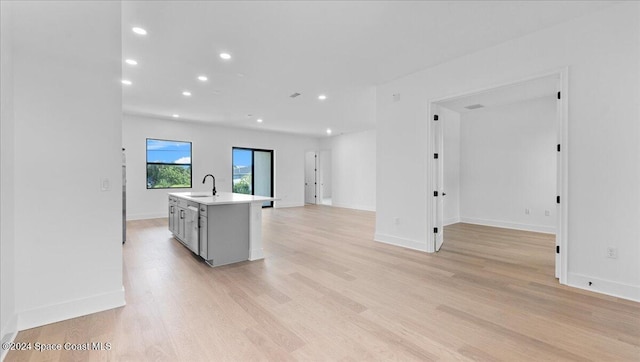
(202, 174, 217, 196)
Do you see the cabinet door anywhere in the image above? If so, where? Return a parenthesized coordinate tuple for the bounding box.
(177, 207, 186, 240)
(172, 206, 179, 235)
(199, 215, 208, 260)
(168, 204, 175, 232)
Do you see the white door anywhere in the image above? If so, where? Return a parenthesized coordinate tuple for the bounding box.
(555, 82, 562, 279)
(304, 151, 317, 204)
(433, 109, 445, 251)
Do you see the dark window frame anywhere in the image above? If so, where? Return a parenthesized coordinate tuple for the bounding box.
(146, 138, 193, 189)
(232, 147, 274, 208)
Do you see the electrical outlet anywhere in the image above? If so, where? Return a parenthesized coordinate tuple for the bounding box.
(525, 208, 530, 215)
(545, 210, 550, 216)
(606, 247, 618, 259)
(393, 217, 400, 225)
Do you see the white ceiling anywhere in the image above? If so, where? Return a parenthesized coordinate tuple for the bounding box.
(438, 74, 559, 113)
(122, 1, 613, 137)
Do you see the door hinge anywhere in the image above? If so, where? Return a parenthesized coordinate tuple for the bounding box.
(433, 191, 438, 197)
(557, 91, 561, 100)
(557, 144, 561, 152)
(557, 196, 561, 204)
(556, 245, 560, 254)
(434, 114, 439, 121)
(434, 153, 439, 159)
(434, 227, 438, 233)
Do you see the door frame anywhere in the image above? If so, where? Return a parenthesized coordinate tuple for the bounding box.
(232, 147, 274, 208)
(426, 67, 569, 285)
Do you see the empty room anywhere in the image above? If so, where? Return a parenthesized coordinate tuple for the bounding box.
(1, 1, 639, 361)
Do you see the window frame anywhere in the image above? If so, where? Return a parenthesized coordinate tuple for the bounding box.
(146, 138, 193, 189)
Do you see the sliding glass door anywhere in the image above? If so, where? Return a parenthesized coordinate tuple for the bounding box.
(232, 147, 273, 207)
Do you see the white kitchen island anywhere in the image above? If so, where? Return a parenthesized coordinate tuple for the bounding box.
(168, 192, 276, 267)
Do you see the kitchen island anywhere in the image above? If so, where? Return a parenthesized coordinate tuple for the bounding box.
(168, 192, 276, 267)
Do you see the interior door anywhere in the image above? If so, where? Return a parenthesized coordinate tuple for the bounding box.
(433, 108, 445, 251)
(305, 151, 317, 204)
(555, 80, 562, 279)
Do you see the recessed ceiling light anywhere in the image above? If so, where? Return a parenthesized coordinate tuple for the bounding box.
(237, 73, 245, 77)
(172, 114, 180, 118)
(257, 119, 263, 123)
(132, 27, 147, 35)
(197, 75, 208, 81)
(182, 91, 192, 96)
(318, 94, 327, 100)
(326, 128, 332, 135)
(121, 79, 132, 85)
(219, 52, 231, 60)
(125, 59, 138, 66)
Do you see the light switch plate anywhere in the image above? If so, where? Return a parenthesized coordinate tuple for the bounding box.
(101, 177, 110, 191)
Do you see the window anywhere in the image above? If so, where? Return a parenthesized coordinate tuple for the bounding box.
(232, 147, 273, 207)
(146, 138, 192, 189)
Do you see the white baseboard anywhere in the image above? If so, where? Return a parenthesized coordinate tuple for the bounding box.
(127, 212, 166, 221)
(1, 313, 18, 361)
(459, 217, 556, 234)
(567, 273, 640, 302)
(444, 217, 461, 226)
(17, 286, 126, 331)
(274, 202, 304, 209)
(374, 233, 428, 252)
(331, 202, 375, 212)
(249, 248, 264, 261)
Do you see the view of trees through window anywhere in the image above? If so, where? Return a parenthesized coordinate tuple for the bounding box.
(146, 139, 192, 189)
(232, 148, 252, 194)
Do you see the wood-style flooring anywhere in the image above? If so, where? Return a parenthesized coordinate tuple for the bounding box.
(6, 205, 640, 361)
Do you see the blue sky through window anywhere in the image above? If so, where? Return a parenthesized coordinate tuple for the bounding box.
(233, 148, 252, 167)
(147, 139, 191, 164)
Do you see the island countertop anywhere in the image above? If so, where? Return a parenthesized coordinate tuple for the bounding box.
(168, 191, 277, 206)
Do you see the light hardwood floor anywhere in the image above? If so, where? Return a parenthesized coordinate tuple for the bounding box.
(6, 205, 640, 361)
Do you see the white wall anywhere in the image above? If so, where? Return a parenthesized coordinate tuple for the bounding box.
(123, 114, 320, 219)
(376, 3, 640, 300)
(459, 97, 557, 233)
(441, 107, 461, 225)
(12, 2, 125, 329)
(320, 129, 376, 211)
(1, 0, 18, 351)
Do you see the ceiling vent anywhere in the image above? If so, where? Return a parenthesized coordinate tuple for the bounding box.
(289, 92, 301, 98)
(464, 104, 484, 110)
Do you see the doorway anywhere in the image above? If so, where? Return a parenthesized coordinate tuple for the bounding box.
(429, 70, 568, 284)
(304, 151, 317, 204)
(319, 150, 332, 205)
(232, 147, 274, 207)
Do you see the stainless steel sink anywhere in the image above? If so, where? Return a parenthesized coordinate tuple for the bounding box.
(189, 195, 212, 198)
